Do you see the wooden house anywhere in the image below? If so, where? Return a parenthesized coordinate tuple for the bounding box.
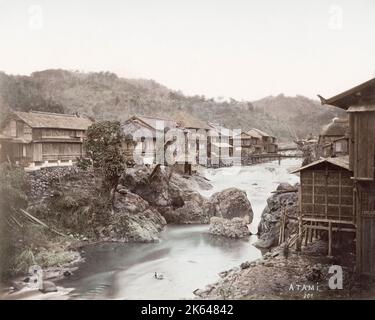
(173, 112, 212, 166)
(317, 118, 349, 158)
(292, 156, 355, 257)
(247, 128, 278, 153)
(122, 115, 178, 165)
(0, 111, 93, 169)
(231, 131, 259, 165)
(310, 77, 375, 275)
(245, 129, 263, 154)
(122, 114, 207, 174)
(207, 122, 234, 167)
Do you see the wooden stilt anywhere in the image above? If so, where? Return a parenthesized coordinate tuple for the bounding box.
(304, 221, 309, 246)
(296, 185, 302, 251)
(328, 221, 333, 257)
(278, 209, 286, 245)
(309, 221, 313, 243)
(312, 222, 316, 240)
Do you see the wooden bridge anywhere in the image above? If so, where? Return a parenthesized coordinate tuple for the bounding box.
(242, 152, 303, 165)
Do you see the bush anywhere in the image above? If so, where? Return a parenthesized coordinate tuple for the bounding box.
(75, 157, 92, 171)
(84, 121, 126, 192)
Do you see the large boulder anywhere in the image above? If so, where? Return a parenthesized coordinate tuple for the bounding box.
(254, 183, 298, 249)
(209, 217, 251, 238)
(208, 188, 253, 223)
(120, 165, 172, 208)
(163, 191, 211, 224)
(120, 165, 214, 224)
(102, 191, 167, 242)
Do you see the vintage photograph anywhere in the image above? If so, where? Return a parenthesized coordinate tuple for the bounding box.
(0, 0, 375, 304)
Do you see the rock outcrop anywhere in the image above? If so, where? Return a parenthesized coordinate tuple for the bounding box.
(120, 165, 214, 224)
(105, 191, 167, 242)
(209, 217, 251, 238)
(254, 183, 298, 249)
(208, 188, 253, 223)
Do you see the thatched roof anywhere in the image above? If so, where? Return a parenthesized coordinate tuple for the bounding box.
(13, 111, 93, 130)
(320, 118, 348, 137)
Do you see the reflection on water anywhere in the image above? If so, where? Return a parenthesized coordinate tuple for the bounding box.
(60, 225, 260, 300)
(58, 158, 301, 300)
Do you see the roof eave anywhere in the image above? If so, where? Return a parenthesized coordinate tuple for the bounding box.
(318, 78, 375, 110)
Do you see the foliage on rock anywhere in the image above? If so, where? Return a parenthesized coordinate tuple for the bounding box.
(84, 121, 126, 192)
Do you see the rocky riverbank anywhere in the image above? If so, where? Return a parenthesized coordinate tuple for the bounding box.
(254, 182, 298, 249)
(2, 164, 256, 298)
(194, 239, 363, 300)
(194, 182, 375, 300)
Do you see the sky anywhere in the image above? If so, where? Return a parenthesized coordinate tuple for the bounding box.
(0, 0, 375, 101)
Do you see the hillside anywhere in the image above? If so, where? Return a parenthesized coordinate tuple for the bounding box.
(0, 70, 345, 141)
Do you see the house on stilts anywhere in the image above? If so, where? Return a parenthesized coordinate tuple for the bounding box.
(294, 77, 375, 276)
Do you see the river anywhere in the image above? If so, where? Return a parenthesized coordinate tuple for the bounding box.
(48, 158, 300, 300)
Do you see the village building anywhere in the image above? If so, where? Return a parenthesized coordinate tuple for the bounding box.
(245, 129, 263, 154)
(294, 77, 375, 276)
(122, 114, 210, 174)
(247, 128, 278, 153)
(292, 156, 355, 257)
(173, 112, 212, 167)
(233, 131, 259, 165)
(122, 114, 178, 165)
(0, 111, 93, 170)
(207, 122, 235, 167)
(317, 118, 349, 158)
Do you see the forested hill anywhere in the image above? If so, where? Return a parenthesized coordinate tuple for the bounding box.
(0, 69, 345, 141)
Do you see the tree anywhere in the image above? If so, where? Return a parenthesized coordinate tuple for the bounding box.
(84, 121, 126, 205)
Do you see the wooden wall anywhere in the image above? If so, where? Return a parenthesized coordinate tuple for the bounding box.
(41, 142, 82, 161)
(350, 112, 375, 180)
(300, 164, 354, 222)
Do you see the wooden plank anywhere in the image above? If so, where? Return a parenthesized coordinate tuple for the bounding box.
(302, 217, 356, 225)
(304, 225, 356, 232)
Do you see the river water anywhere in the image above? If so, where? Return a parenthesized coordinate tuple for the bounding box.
(57, 158, 301, 300)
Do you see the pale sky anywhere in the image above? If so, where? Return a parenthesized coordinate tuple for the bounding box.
(0, 0, 375, 100)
